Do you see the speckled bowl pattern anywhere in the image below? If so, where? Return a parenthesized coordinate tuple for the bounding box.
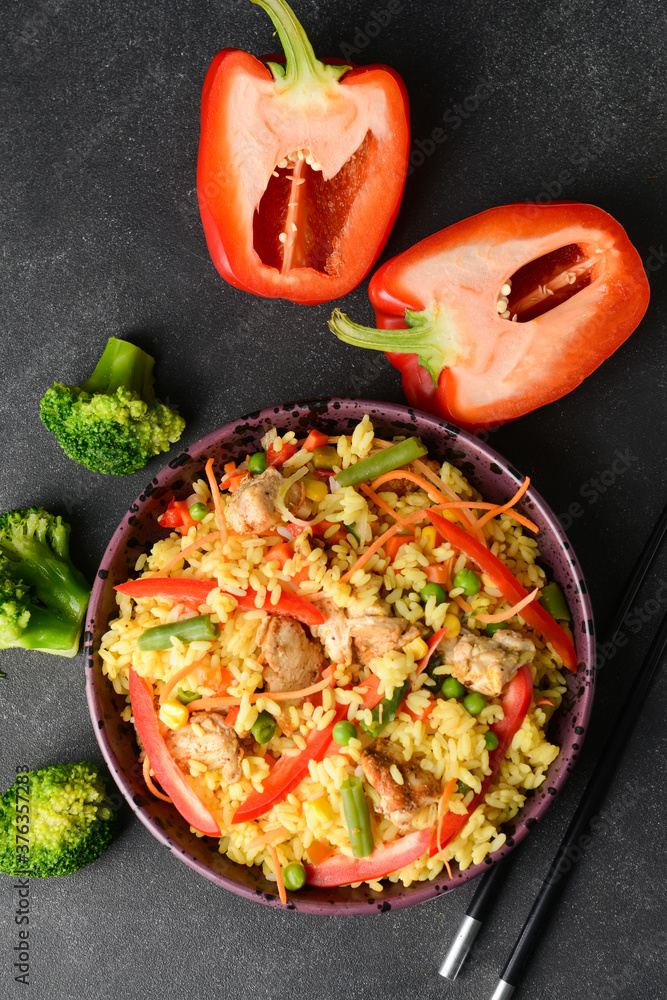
(85, 399, 596, 915)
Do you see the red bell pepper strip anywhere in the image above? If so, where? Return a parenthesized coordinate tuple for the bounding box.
(197, 0, 409, 305)
(428, 512, 578, 672)
(266, 440, 298, 467)
(128, 668, 221, 837)
(232, 706, 347, 823)
(114, 578, 324, 627)
(328, 202, 650, 430)
(305, 663, 534, 886)
(158, 498, 197, 534)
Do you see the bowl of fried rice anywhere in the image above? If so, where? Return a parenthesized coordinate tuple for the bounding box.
(85, 398, 595, 913)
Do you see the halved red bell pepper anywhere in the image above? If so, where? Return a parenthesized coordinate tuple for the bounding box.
(114, 577, 324, 626)
(197, 0, 409, 305)
(128, 668, 221, 836)
(305, 663, 533, 886)
(428, 512, 577, 671)
(328, 202, 650, 429)
(232, 706, 347, 823)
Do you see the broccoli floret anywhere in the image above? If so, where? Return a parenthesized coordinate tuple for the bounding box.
(39, 337, 185, 475)
(0, 763, 119, 877)
(0, 507, 90, 658)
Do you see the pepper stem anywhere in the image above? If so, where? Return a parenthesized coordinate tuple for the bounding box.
(251, 0, 351, 91)
(328, 307, 462, 387)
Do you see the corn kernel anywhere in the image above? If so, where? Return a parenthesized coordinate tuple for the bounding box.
(304, 477, 329, 502)
(442, 510, 459, 522)
(443, 613, 461, 638)
(159, 699, 189, 730)
(405, 637, 429, 659)
(310, 795, 334, 824)
(421, 526, 437, 551)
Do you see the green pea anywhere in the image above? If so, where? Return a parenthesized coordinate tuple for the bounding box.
(453, 568, 481, 595)
(188, 502, 208, 521)
(441, 677, 466, 700)
(177, 689, 202, 705)
(281, 862, 306, 891)
(251, 710, 276, 744)
(485, 621, 505, 637)
(248, 451, 268, 474)
(420, 582, 448, 606)
(484, 731, 499, 751)
(332, 720, 357, 746)
(463, 691, 487, 716)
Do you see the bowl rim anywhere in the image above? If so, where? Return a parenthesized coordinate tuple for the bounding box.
(85, 397, 596, 914)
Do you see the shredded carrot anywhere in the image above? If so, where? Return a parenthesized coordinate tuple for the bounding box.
(159, 657, 207, 704)
(143, 756, 172, 803)
(474, 477, 531, 531)
(453, 595, 473, 614)
(436, 777, 458, 854)
(205, 457, 228, 544)
(248, 825, 290, 848)
(535, 698, 555, 707)
(190, 674, 335, 712)
(160, 531, 223, 574)
(339, 505, 450, 583)
(474, 587, 539, 624)
(428, 500, 538, 533)
(372, 469, 452, 506)
(307, 840, 335, 866)
(411, 458, 487, 546)
(443, 857, 453, 879)
(269, 843, 287, 904)
(359, 483, 410, 527)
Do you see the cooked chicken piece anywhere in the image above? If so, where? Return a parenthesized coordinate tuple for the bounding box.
(165, 712, 243, 783)
(258, 614, 325, 692)
(378, 458, 441, 497)
(439, 628, 535, 698)
(224, 467, 304, 535)
(345, 595, 390, 619)
(350, 617, 421, 667)
(309, 597, 354, 667)
(360, 738, 440, 831)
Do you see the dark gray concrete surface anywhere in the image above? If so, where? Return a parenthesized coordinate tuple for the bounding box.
(1, 0, 667, 997)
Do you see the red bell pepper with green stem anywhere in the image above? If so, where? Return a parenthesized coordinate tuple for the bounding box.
(197, 0, 409, 304)
(328, 202, 650, 430)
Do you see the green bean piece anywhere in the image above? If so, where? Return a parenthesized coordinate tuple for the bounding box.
(137, 614, 219, 651)
(359, 679, 410, 738)
(340, 776, 374, 858)
(248, 451, 268, 474)
(334, 436, 428, 487)
(539, 581, 571, 621)
(251, 710, 276, 744)
(453, 568, 481, 595)
(345, 522, 360, 542)
(441, 676, 466, 700)
(484, 731, 499, 751)
(420, 582, 448, 605)
(188, 502, 208, 521)
(177, 689, 202, 705)
(311, 446, 339, 470)
(332, 720, 357, 745)
(281, 862, 307, 891)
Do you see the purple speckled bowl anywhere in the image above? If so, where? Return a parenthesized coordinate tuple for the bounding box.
(85, 398, 595, 914)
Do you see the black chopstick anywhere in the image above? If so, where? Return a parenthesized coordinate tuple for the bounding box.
(439, 500, 667, 981)
(489, 604, 667, 999)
